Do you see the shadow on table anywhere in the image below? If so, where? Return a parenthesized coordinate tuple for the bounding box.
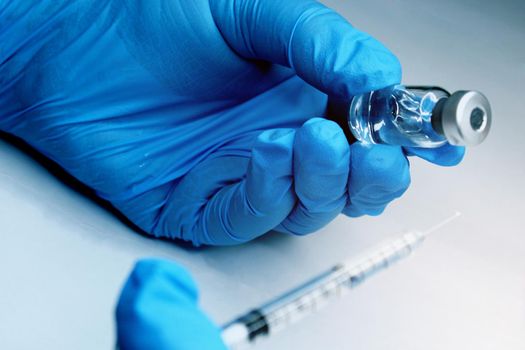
(0, 131, 201, 251)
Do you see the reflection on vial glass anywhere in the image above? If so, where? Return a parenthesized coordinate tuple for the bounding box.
(348, 85, 448, 147)
(470, 107, 485, 131)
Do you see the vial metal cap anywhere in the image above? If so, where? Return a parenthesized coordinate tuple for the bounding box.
(440, 90, 492, 146)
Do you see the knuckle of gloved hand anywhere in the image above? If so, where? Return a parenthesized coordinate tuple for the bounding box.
(361, 205, 387, 217)
(347, 182, 407, 217)
(296, 118, 349, 168)
(354, 184, 406, 203)
(253, 129, 295, 167)
(290, 3, 335, 51)
(277, 213, 335, 236)
(247, 129, 296, 213)
(357, 204, 387, 217)
(300, 193, 347, 215)
(291, 5, 359, 96)
(353, 39, 402, 88)
(294, 118, 349, 206)
(344, 199, 386, 217)
(351, 144, 409, 187)
(291, 2, 401, 97)
(250, 129, 295, 189)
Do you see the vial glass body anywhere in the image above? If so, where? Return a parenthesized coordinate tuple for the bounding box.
(348, 85, 449, 148)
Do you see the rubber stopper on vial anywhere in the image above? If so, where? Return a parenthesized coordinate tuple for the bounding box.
(433, 90, 492, 146)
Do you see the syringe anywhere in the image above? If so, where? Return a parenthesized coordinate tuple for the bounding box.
(221, 213, 461, 348)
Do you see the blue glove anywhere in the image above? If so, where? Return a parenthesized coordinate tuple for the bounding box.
(0, 0, 464, 245)
(116, 259, 227, 350)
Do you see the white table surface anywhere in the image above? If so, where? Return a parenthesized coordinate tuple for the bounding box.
(1, 0, 524, 349)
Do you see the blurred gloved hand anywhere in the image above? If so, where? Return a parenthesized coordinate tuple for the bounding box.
(117, 259, 227, 350)
(0, 0, 464, 245)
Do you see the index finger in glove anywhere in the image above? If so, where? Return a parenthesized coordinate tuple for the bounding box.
(343, 143, 410, 217)
(154, 129, 297, 246)
(275, 118, 349, 235)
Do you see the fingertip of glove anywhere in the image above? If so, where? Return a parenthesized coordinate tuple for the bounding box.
(439, 146, 466, 166)
(405, 144, 466, 167)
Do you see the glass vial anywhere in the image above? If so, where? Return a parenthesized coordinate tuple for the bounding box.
(347, 85, 492, 148)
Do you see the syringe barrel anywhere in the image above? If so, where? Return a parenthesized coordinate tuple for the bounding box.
(221, 265, 348, 348)
(346, 231, 424, 287)
(221, 231, 425, 348)
(260, 265, 348, 333)
(260, 232, 425, 328)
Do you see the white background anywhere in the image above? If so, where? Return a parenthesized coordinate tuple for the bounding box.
(1, 0, 524, 349)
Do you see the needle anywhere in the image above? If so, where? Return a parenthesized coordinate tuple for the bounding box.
(421, 211, 462, 238)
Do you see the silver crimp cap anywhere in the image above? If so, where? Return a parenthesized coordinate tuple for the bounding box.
(441, 90, 492, 146)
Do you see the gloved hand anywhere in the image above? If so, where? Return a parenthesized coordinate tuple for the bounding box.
(0, 0, 464, 245)
(116, 259, 227, 350)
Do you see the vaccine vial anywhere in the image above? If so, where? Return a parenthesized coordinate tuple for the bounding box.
(343, 85, 492, 148)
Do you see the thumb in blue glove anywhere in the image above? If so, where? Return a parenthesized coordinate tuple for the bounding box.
(116, 259, 227, 350)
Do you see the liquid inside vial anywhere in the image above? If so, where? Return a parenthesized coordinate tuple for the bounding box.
(348, 85, 449, 148)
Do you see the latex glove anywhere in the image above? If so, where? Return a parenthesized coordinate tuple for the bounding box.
(116, 259, 227, 350)
(0, 0, 464, 245)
